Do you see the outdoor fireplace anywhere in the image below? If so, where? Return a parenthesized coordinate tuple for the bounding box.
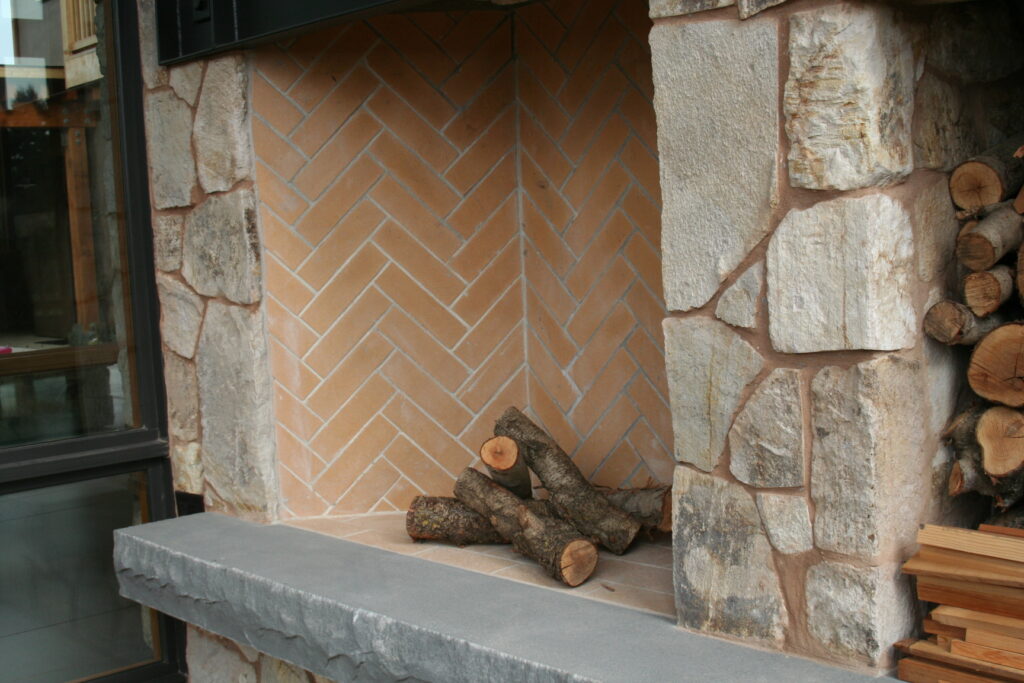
(129, 0, 1024, 678)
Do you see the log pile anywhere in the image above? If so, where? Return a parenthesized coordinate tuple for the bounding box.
(405, 406, 671, 587)
(924, 137, 1024, 519)
(897, 524, 1024, 682)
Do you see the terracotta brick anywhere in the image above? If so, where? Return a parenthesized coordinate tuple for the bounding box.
(620, 184, 661, 249)
(333, 458, 401, 513)
(314, 415, 397, 502)
(276, 424, 321, 481)
(627, 375, 672, 452)
(573, 393, 639, 477)
(556, 0, 616, 71)
(571, 348, 636, 435)
(286, 24, 344, 70)
(266, 297, 318, 358)
(380, 352, 472, 435)
(370, 133, 459, 217)
(521, 153, 573, 231)
(571, 302, 635, 390)
(443, 21, 512, 106)
(289, 23, 376, 111)
(526, 287, 576, 368)
(265, 255, 315, 314)
(621, 136, 661, 205)
(373, 220, 463, 305)
(441, 12, 503, 63)
(616, 0, 653, 46)
(296, 156, 383, 245)
(564, 164, 630, 255)
(621, 86, 658, 153)
(445, 109, 515, 194)
(526, 374, 580, 455)
(294, 111, 381, 200)
(563, 115, 630, 207)
(377, 307, 468, 393)
(371, 176, 459, 261)
(625, 418, 674, 484)
(254, 119, 304, 181)
(375, 265, 467, 348)
(408, 12, 456, 43)
(558, 18, 626, 116)
(368, 14, 456, 83)
(297, 200, 385, 290)
(516, 23, 565, 100)
(367, 87, 457, 172)
(292, 65, 379, 156)
(447, 155, 516, 238)
(252, 47, 303, 93)
(517, 2, 565, 52)
(274, 383, 323, 442)
(270, 339, 320, 400)
(567, 256, 633, 345)
(260, 206, 310, 271)
(449, 198, 517, 281)
(459, 370, 528, 454)
(619, 36, 654, 100)
(306, 331, 393, 420)
(590, 441, 641, 489)
(384, 435, 455, 499)
(256, 162, 308, 225)
(383, 476, 423, 511)
(524, 245, 574, 324)
(459, 323, 525, 412)
(626, 328, 668, 399)
(518, 67, 569, 141)
(310, 374, 395, 461)
(527, 330, 576, 410)
(522, 199, 574, 278)
(444, 66, 514, 151)
(384, 395, 474, 476)
(453, 240, 520, 324)
(625, 283, 665, 351)
(566, 212, 632, 299)
(253, 74, 303, 135)
(624, 233, 663, 300)
(279, 467, 330, 517)
(455, 283, 521, 369)
(302, 243, 387, 333)
(366, 43, 456, 129)
(519, 110, 571, 187)
(305, 287, 390, 377)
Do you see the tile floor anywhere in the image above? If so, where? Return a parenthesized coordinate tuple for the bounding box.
(284, 512, 676, 618)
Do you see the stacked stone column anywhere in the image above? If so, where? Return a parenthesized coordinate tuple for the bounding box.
(650, 0, 1024, 669)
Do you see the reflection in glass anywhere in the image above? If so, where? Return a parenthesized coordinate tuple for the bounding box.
(0, 473, 159, 682)
(0, 0, 137, 446)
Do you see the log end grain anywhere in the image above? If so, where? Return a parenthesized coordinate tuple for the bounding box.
(480, 436, 519, 471)
(979, 406, 1024, 478)
(968, 323, 1024, 407)
(951, 160, 1005, 211)
(560, 539, 598, 587)
(964, 266, 1013, 317)
(957, 231, 998, 271)
(924, 300, 972, 344)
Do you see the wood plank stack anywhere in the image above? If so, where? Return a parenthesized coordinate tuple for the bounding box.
(404, 406, 671, 587)
(898, 524, 1024, 682)
(924, 134, 1024, 522)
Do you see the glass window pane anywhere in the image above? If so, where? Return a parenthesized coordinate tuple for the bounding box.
(0, 472, 159, 682)
(0, 0, 138, 446)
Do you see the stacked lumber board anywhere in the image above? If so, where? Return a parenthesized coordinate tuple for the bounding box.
(898, 524, 1024, 682)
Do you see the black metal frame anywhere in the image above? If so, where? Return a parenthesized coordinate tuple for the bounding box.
(0, 0, 185, 679)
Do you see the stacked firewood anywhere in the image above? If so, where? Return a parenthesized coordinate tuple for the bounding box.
(925, 134, 1024, 522)
(404, 406, 671, 587)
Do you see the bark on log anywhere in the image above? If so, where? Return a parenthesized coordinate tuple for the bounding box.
(479, 436, 532, 499)
(955, 203, 1023, 272)
(602, 486, 672, 533)
(949, 457, 998, 498)
(979, 406, 1024, 478)
(986, 507, 1024, 530)
(493, 407, 642, 554)
(406, 496, 506, 546)
(968, 323, 1024, 407)
(950, 134, 1024, 210)
(924, 300, 1005, 345)
(964, 265, 1014, 317)
(454, 468, 597, 586)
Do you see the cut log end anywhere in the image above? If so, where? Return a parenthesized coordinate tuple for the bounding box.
(968, 323, 1024, 407)
(964, 266, 1014, 317)
(480, 436, 519, 471)
(951, 161, 1005, 211)
(979, 406, 1024, 478)
(559, 539, 598, 587)
(957, 232, 998, 271)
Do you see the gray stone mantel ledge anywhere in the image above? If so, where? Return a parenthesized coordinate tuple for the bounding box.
(114, 513, 882, 682)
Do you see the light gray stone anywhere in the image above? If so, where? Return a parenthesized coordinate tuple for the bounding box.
(926, 1, 1024, 84)
(811, 355, 928, 558)
(674, 468, 787, 644)
(187, 627, 256, 683)
(195, 56, 251, 193)
(738, 0, 785, 19)
(260, 655, 308, 683)
(136, 0, 167, 90)
(182, 189, 262, 305)
(153, 214, 183, 272)
(172, 441, 203, 495)
(649, 0, 733, 19)
(729, 368, 803, 488)
(715, 262, 763, 329)
(805, 561, 916, 666)
(767, 194, 916, 353)
(664, 317, 764, 471)
(164, 351, 198, 440)
(912, 73, 982, 172)
(651, 19, 778, 312)
(785, 5, 915, 190)
(755, 493, 813, 554)
(911, 173, 960, 285)
(170, 61, 204, 106)
(198, 302, 277, 521)
(155, 273, 204, 358)
(144, 91, 196, 209)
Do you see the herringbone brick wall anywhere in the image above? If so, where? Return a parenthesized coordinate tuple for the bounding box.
(250, 0, 670, 518)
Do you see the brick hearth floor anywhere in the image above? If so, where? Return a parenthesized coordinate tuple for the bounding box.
(284, 512, 675, 617)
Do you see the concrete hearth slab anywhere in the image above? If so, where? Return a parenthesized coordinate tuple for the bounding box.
(114, 513, 884, 683)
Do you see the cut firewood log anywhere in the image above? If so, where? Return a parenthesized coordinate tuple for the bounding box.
(955, 203, 1023, 272)
(964, 265, 1014, 316)
(602, 486, 672, 533)
(943, 403, 987, 455)
(924, 300, 1005, 345)
(406, 496, 506, 546)
(986, 508, 1024, 531)
(479, 436, 532, 499)
(454, 468, 597, 587)
(950, 134, 1024, 210)
(949, 457, 998, 498)
(968, 323, 1024, 407)
(978, 407, 1024, 478)
(493, 407, 642, 554)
